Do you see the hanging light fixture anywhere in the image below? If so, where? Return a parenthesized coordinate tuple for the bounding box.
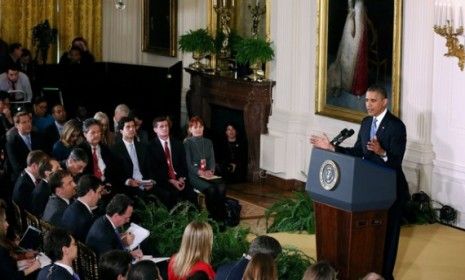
(115, 0, 126, 10)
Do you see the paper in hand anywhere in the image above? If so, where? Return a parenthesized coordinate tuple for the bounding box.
(125, 223, 150, 251)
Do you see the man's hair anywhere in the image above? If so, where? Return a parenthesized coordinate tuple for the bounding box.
(76, 174, 102, 197)
(114, 104, 130, 115)
(152, 116, 172, 128)
(302, 261, 337, 280)
(68, 147, 89, 164)
(49, 169, 71, 194)
(127, 260, 161, 280)
(33, 96, 47, 105)
(117, 116, 135, 131)
(99, 250, 132, 280)
(38, 157, 53, 179)
(106, 194, 133, 216)
(6, 64, 20, 72)
(13, 110, 30, 124)
(367, 85, 387, 99)
(82, 118, 102, 133)
(8, 43, 22, 54)
(26, 150, 48, 167)
(44, 228, 72, 262)
(248, 235, 282, 258)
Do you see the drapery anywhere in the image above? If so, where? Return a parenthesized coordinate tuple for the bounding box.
(0, 0, 102, 63)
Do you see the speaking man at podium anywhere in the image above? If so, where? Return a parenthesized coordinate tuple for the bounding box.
(311, 85, 409, 280)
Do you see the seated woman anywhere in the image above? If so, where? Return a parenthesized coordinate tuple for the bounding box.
(94, 111, 116, 146)
(216, 122, 247, 183)
(0, 199, 41, 279)
(52, 119, 83, 161)
(59, 37, 95, 64)
(127, 260, 162, 280)
(184, 116, 226, 222)
(168, 221, 215, 280)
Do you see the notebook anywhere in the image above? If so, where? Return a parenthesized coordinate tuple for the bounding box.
(19, 225, 42, 250)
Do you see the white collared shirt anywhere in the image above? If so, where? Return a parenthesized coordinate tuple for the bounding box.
(106, 215, 117, 230)
(374, 108, 388, 127)
(159, 137, 172, 155)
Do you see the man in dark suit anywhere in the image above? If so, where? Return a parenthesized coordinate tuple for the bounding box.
(215, 235, 282, 280)
(5, 111, 43, 183)
(311, 85, 409, 280)
(86, 193, 143, 258)
(37, 228, 79, 280)
(12, 150, 48, 212)
(42, 170, 76, 227)
(31, 158, 61, 216)
(43, 104, 67, 154)
(149, 116, 197, 209)
(110, 116, 154, 198)
(62, 175, 104, 242)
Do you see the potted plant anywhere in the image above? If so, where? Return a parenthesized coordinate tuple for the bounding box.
(234, 36, 274, 81)
(32, 19, 58, 65)
(179, 28, 215, 69)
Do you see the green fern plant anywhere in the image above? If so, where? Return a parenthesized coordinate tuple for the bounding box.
(276, 247, 315, 280)
(265, 192, 315, 234)
(179, 29, 215, 54)
(233, 37, 274, 65)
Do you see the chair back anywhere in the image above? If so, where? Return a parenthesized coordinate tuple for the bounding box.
(77, 241, 99, 280)
(11, 200, 23, 232)
(24, 210, 40, 229)
(38, 219, 55, 239)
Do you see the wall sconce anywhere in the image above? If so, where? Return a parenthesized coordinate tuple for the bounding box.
(434, 1, 464, 71)
(115, 0, 126, 10)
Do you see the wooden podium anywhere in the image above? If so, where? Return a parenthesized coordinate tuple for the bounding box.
(306, 148, 396, 280)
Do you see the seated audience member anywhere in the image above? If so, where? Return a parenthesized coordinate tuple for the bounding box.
(363, 272, 385, 280)
(44, 104, 67, 153)
(168, 221, 215, 280)
(12, 150, 48, 212)
(59, 37, 95, 65)
(62, 175, 104, 242)
(60, 147, 88, 181)
(78, 118, 118, 192)
(128, 260, 162, 280)
(42, 170, 76, 227)
(86, 194, 143, 258)
(0, 199, 41, 278)
(37, 228, 79, 280)
(111, 116, 154, 198)
(184, 116, 226, 222)
(242, 253, 278, 280)
(113, 104, 130, 135)
(215, 122, 247, 183)
(0, 43, 22, 73)
(6, 111, 43, 182)
(31, 96, 54, 132)
(149, 116, 197, 209)
(95, 111, 116, 146)
(59, 46, 82, 65)
(19, 48, 34, 79)
(31, 157, 61, 216)
(215, 235, 282, 280)
(301, 261, 337, 280)
(74, 105, 90, 124)
(53, 119, 83, 161)
(0, 91, 13, 133)
(99, 250, 132, 280)
(131, 111, 149, 144)
(0, 64, 33, 102)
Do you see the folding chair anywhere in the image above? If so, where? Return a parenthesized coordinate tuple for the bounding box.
(77, 241, 99, 280)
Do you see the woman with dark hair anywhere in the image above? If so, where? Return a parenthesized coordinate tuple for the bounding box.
(128, 260, 162, 280)
(0, 199, 41, 279)
(184, 116, 227, 222)
(59, 37, 95, 64)
(216, 123, 247, 183)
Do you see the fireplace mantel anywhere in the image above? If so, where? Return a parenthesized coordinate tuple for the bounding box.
(185, 68, 276, 182)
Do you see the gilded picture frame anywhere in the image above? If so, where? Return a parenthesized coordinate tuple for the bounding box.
(142, 0, 177, 57)
(315, 0, 402, 123)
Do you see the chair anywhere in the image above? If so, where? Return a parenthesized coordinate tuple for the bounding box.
(40, 87, 64, 107)
(193, 188, 206, 209)
(24, 211, 40, 229)
(77, 241, 99, 280)
(38, 219, 55, 239)
(11, 200, 23, 232)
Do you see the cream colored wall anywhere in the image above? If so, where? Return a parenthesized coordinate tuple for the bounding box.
(102, 0, 465, 228)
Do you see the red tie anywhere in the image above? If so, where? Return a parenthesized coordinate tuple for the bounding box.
(92, 147, 103, 179)
(164, 141, 176, 180)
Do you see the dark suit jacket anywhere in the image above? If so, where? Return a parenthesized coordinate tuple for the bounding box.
(37, 264, 74, 280)
(149, 137, 188, 189)
(215, 257, 249, 280)
(62, 200, 95, 242)
(43, 123, 60, 154)
(86, 215, 124, 257)
(336, 111, 409, 202)
(0, 245, 26, 280)
(42, 195, 69, 227)
(5, 128, 43, 181)
(78, 142, 118, 189)
(12, 171, 36, 212)
(110, 138, 152, 196)
(31, 180, 51, 217)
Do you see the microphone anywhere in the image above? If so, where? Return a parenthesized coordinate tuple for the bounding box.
(330, 128, 355, 146)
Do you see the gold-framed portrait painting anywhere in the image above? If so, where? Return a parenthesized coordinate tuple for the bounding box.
(142, 0, 177, 57)
(315, 0, 402, 123)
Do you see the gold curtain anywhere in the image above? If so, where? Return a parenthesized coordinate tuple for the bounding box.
(0, 0, 102, 63)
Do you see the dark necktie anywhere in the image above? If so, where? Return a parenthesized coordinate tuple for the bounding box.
(164, 141, 176, 179)
(10, 80, 15, 90)
(92, 147, 103, 179)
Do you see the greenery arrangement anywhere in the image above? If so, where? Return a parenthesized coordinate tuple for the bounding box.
(265, 192, 315, 234)
(276, 247, 315, 280)
(179, 28, 215, 54)
(233, 36, 274, 65)
(214, 30, 243, 56)
(404, 191, 457, 225)
(32, 19, 57, 64)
